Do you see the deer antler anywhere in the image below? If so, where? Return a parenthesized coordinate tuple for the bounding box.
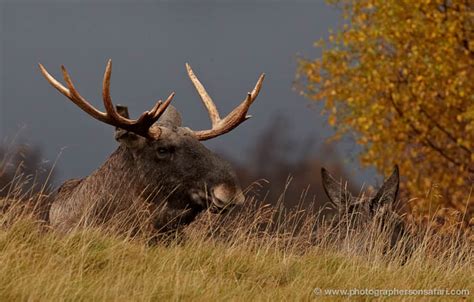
(38, 59, 175, 140)
(185, 63, 265, 141)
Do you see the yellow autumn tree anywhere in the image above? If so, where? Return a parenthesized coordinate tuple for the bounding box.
(297, 0, 473, 218)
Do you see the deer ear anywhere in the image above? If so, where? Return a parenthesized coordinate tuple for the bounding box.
(114, 105, 147, 149)
(157, 105, 182, 127)
(321, 168, 352, 206)
(369, 165, 399, 211)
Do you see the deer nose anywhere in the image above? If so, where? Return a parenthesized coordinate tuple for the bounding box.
(211, 183, 245, 209)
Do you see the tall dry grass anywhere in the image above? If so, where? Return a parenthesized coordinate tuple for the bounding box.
(0, 144, 472, 301)
(0, 183, 472, 301)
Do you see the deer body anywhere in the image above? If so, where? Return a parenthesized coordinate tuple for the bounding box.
(40, 60, 264, 233)
(49, 128, 239, 233)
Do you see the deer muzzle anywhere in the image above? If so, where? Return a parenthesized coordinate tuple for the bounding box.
(209, 183, 245, 213)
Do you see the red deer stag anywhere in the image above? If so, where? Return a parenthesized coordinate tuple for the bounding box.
(39, 60, 264, 234)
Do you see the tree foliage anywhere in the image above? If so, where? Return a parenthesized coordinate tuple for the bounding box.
(297, 0, 473, 217)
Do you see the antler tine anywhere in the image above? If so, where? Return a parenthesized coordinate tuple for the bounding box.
(39, 63, 108, 122)
(102, 59, 132, 125)
(219, 72, 265, 122)
(149, 100, 164, 117)
(61, 65, 110, 122)
(153, 92, 175, 119)
(38, 64, 69, 96)
(103, 59, 175, 131)
(135, 92, 175, 126)
(238, 72, 265, 117)
(186, 63, 221, 127)
(190, 71, 265, 141)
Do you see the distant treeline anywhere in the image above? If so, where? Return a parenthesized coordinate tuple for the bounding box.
(0, 142, 55, 198)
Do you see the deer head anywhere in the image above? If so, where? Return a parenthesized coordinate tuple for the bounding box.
(39, 60, 265, 233)
(321, 166, 407, 251)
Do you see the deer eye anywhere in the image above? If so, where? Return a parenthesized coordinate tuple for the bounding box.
(156, 147, 173, 159)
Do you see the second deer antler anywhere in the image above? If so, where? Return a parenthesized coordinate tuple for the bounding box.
(185, 63, 265, 141)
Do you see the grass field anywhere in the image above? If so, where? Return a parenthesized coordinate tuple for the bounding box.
(0, 196, 472, 301)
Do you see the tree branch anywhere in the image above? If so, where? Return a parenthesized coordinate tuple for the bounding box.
(419, 107, 473, 154)
(387, 91, 473, 173)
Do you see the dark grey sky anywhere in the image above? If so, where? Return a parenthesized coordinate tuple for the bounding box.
(0, 1, 376, 185)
